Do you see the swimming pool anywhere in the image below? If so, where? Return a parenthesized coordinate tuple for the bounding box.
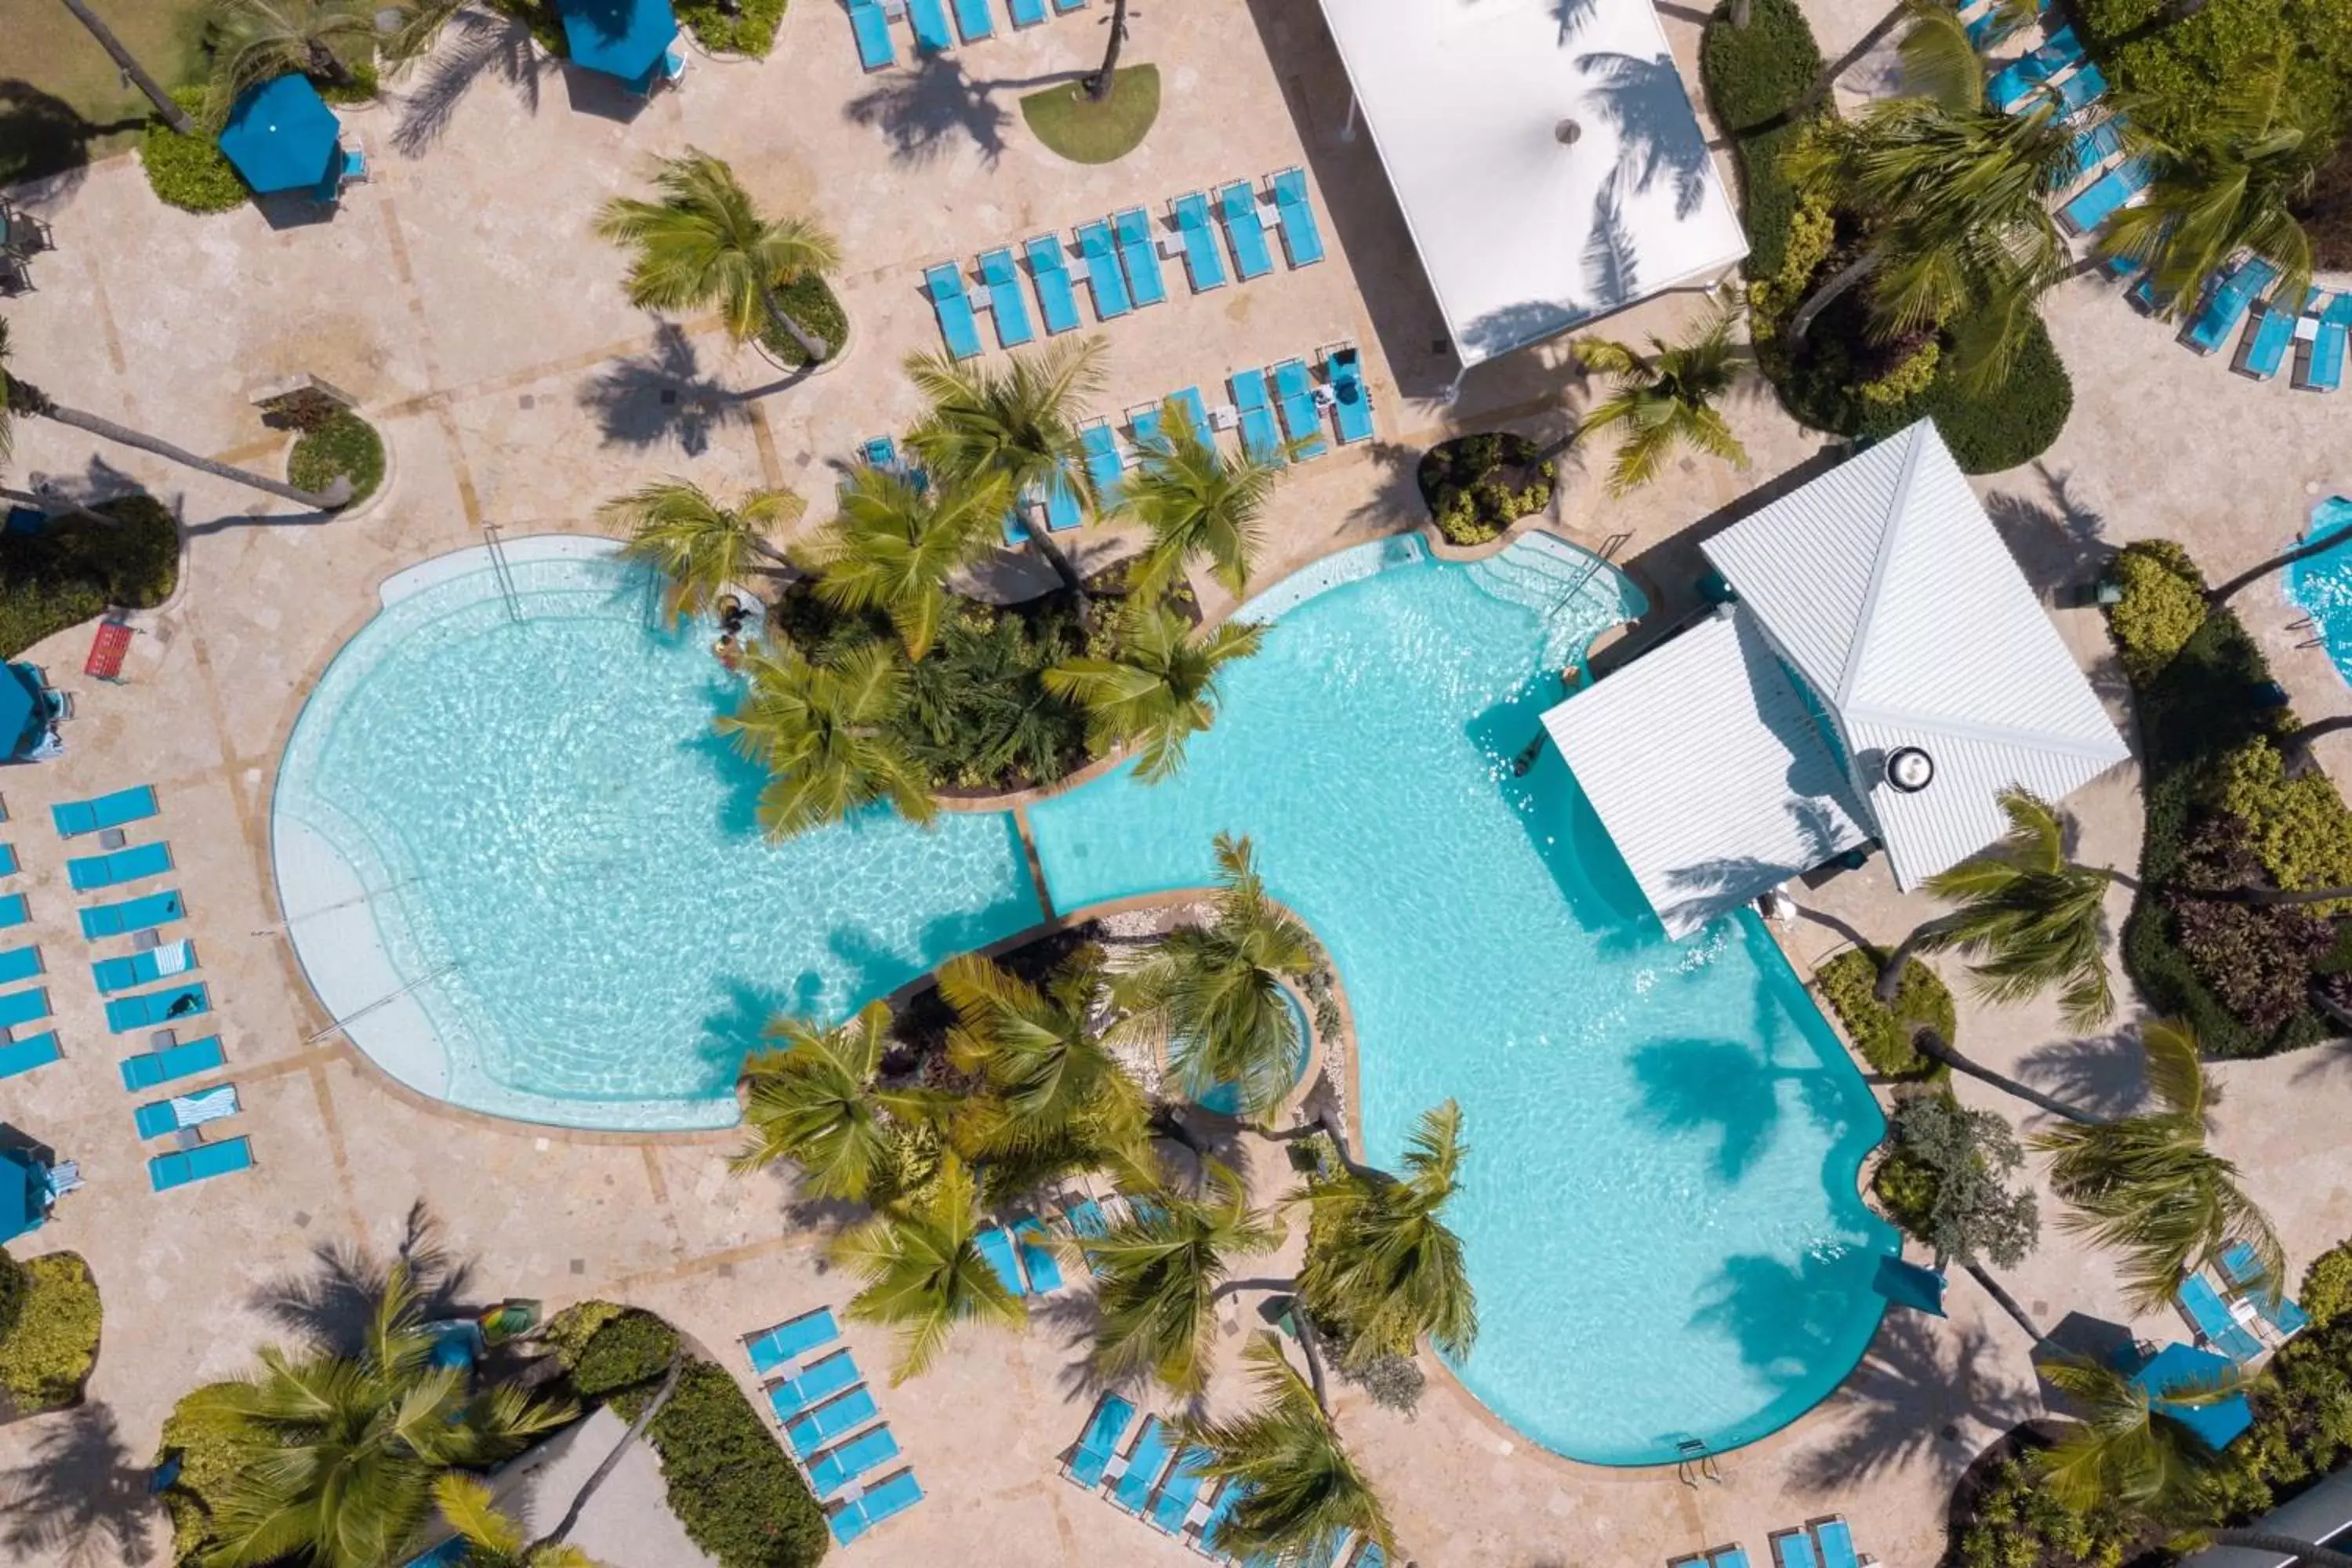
(274, 531, 1894, 1464)
(2286, 496, 2352, 682)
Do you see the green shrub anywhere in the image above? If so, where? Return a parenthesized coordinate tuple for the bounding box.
(2106, 539, 2209, 682)
(1813, 947, 1954, 1079)
(898, 606, 1088, 791)
(2207, 737, 2352, 913)
(491, 0, 570, 55)
(1862, 316, 2073, 474)
(1416, 433, 1554, 546)
(2074, 0, 2352, 147)
(543, 1298, 628, 1365)
(0, 1248, 24, 1343)
(156, 1384, 248, 1563)
(0, 1252, 101, 1410)
(141, 92, 248, 215)
(2304, 1240, 2352, 1328)
(758, 276, 850, 369)
(641, 1360, 829, 1568)
(1871, 1144, 1938, 1233)
(1700, 0, 1827, 281)
(571, 1307, 678, 1399)
(0, 494, 181, 659)
(680, 0, 786, 54)
(318, 58, 382, 105)
(1953, 1451, 2136, 1568)
(287, 411, 386, 507)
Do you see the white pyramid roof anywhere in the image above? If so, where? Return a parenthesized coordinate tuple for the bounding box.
(1699, 422, 2129, 888)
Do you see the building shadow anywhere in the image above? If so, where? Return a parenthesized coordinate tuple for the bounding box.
(390, 9, 550, 158)
(0, 1401, 158, 1567)
(0, 80, 138, 194)
(575, 322, 752, 454)
(843, 50, 1014, 167)
(559, 64, 657, 123)
(246, 1200, 477, 1356)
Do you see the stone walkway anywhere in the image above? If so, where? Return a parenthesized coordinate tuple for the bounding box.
(2, 0, 2350, 1564)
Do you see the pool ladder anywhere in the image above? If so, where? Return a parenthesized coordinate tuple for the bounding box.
(1546, 531, 1632, 622)
(482, 523, 523, 624)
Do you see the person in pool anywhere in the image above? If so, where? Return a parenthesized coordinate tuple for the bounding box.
(713, 633, 744, 673)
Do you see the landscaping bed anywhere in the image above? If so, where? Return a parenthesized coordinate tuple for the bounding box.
(1019, 67, 1162, 165)
(140, 90, 246, 215)
(1813, 947, 1955, 1080)
(680, 0, 788, 54)
(757, 275, 851, 370)
(1415, 433, 1555, 546)
(0, 1250, 102, 1417)
(288, 410, 387, 508)
(0, 494, 180, 660)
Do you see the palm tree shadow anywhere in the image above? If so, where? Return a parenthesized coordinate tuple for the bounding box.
(1577, 51, 1714, 220)
(575, 322, 752, 455)
(1632, 1036, 1784, 1181)
(390, 8, 550, 155)
(1784, 1311, 2039, 1493)
(1980, 462, 2111, 604)
(843, 50, 1015, 167)
(0, 79, 139, 194)
(246, 1200, 477, 1355)
(0, 1401, 158, 1567)
(2012, 1030, 2147, 1120)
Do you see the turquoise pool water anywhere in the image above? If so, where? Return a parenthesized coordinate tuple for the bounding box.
(2286, 496, 2352, 681)
(275, 532, 1894, 1464)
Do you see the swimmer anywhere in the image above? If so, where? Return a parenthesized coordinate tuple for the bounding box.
(713, 633, 745, 673)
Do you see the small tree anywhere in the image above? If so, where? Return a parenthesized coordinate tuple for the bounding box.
(603, 478, 803, 625)
(1883, 1094, 2039, 1269)
(1571, 303, 1750, 495)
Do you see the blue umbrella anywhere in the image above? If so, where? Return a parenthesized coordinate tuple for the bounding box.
(0, 1147, 46, 1245)
(217, 75, 342, 195)
(556, 0, 681, 89)
(2132, 1341, 2254, 1450)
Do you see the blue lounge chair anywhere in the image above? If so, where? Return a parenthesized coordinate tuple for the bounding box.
(2063, 119, 2124, 187)
(106, 983, 209, 1035)
(2187, 258, 2280, 354)
(1770, 1529, 1820, 1568)
(862, 434, 898, 470)
(1080, 423, 1125, 502)
(0, 946, 38, 985)
(768, 1349, 861, 1421)
(1964, 0, 2045, 47)
(53, 785, 158, 837)
(1218, 181, 1275, 280)
(1007, 0, 1044, 22)
(1013, 1215, 1065, 1291)
(1711, 1550, 1755, 1568)
(2218, 1241, 2314, 1337)
(1197, 1483, 1247, 1555)
(0, 1032, 59, 1079)
(787, 1385, 880, 1457)
(1147, 1443, 1213, 1534)
(808, 1424, 900, 1497)
(2043, 60, 2108, 118)
(1270, 359, 1329, 459)
(0, 844, 16, 876)
(1355, 1545, 1388, 1568)
(2059, 157, 2151, 236)
(976, 247, 1036, 350)
(746, 1306, 840, 1375)
(81, 889, 185, 938)
(1040, 469, 1082, 532)
(0, 894, 26, 929)
(1269, 168, 1324, 267)
(120, 1035, 224, 1091)
(1024, 235, 1082, 335)
(1809, 1516, 1863, 1568)
(1062, 1392, 1134, 1486)
(847, 0, 894, 69)
(93, 939, 196, 996)
(1129, 400, 1167, 452)
(149, 1136, 253, 1192)
(1074, 220, 1131, 319)
(2299, 293, 2352, 393)
(1171, 192, 1227, 292)
(1232, 368, 1284, 465)
(2179, 1272, 2265, 1361)
(1112, 207, 1168, 307)
(948, 0, 991, 41)
(68, 840, 173, 891)
(906, 0, 953, 49)
(134, 1083, 241, 1139)
(1169, 385, 1212, 445)
(827, 1466, 923, 1547)
(976, 1225, 1025, 1294)
(1989, 24, 2083, 112)
(1109, 1415, 1176, 1512)
(0, 987, 49, 1032)
(2241, 292, 2314, 381)
(1062, 1193, 1109, 1238)
(1051, 0, 1083, 10)
(1001, 503, 1029, 546)
(1327, 347, 1374, 444)
(923, 263, 985, 361)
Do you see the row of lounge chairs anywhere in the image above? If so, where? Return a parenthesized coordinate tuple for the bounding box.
(1673, 1515, 1872, 1568)
(844, 0, 1085, 71)
(2176, 1244, 2311, 1361)
(924, 171, 1323, 359)
(0, 797, 45, 1078)
(743, 1306, 926, 1547)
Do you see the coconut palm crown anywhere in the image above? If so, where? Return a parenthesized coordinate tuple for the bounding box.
(793, 467, 1000, 660)
(1572, 304, 1750, 496)
(830, 1154, 1027, 1382)
(1297, 1098, 1479, 1364)
(1187, 1334, 1395, 1565)
(602, 478, 804, 625)
(715, 641, 935, 839)
(1044, 605, 1265, 783)
(1121, 398, 1287, 601)
(733, 1000, 939, 1203)
(1075, 1160, 1284, 1394)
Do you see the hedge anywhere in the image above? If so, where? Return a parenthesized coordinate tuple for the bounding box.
(759, 276, 850, 369)
(1699, 0, 1826, 281)
(141, 92, 248, 215)
(156, 1384, 246, 1563)
(1813, 947, 1955, 1080)
(0, 494, 180, 660)
(0, 1252, 101, 1412)
(680, 0, 787, 55)
(288, 412, 387, 507)
(626, 1361, 829, 1568)
(2074, 0, 2352, 147)
(1783, 309, 2075, 475)
(570, 1307, 679, 1399)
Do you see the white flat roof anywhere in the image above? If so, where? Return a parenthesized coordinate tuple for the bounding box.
(1315, 0, 1750, 367)
(1542, 606, 1871, 938)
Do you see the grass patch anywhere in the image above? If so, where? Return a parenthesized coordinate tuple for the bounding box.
(757, 274, 851, 369)
(287, 410, 386, 507)
(1813, 947, 1955, 1080)
(1019, 65, 1160, 165)
(0, 494, 180, 659)
(680, 0, 786, 54)
(0, 0, 210, 183)
(0, 1251, 101, 1413)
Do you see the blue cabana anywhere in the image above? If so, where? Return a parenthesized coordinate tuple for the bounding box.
(0, 1148, 48, 1245)
(556, 0, 681, 89)
(2, 664, 44, 761)
(2133, 1342, 2255, 1450)
(217, 75, 342, 195)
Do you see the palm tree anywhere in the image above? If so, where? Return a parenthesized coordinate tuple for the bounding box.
(601, 478, 804, 626)
(182, 1263, 577, 1568)
(714, 641, 935, 839)
(793, 469, 1000, 661)
(595, 151, 843, 361)
(1572, 303, 1750, 496)
(1112, 833, 1318, 1120)
(1044, 604, 1264, 782)
(427, 1475, 593, 1567)
(201, 0, 376, 120)
(2205, 525, 2352, 608)
(903, 338, 1107, 599)
(732, 1000, 938, 1203)
(1076, 1161, 1283, 1394)
(0, 319, 349, 510)
(2097, 50, 2325, 318)
(1120, 397, 1285, 601)
(57, 0, 197, 132)
(830, 1154, 1026, 1382)
(2032, 1018, 2285, 1312)
(1874, 789, 2118, 1030)
(1087, 0, 1131, 101)
(1295, 1100, 1477, 1367)
(1186, 1334, 1395, 1566)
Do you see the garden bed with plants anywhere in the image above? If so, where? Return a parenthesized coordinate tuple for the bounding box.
(0, 1249, 102, 1418)
(757, 276, 851, 370)
(1020, 67, 1163, 165)
(679, 0, 788, 55)
(0, 494, 180, 660)
(288, 410, 387, 508)
(1813, 946, 1955, 1080)
(1415, 433, 1555, 546)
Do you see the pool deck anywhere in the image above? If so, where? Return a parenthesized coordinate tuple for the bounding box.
(3, 0, 2352, 1561)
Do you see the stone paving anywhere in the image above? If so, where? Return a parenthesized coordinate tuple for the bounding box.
(2, 0, 2351, 1564)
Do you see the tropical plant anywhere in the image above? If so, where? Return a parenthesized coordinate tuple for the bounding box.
(201, 0, 376, 120)
(793, 468, 999, 660)
(898, 608, 1088, 789)
(426, 1475, 593, 1567)
(1875, 788, 2119, 1030)
(715, 641, 935, 838)
(58, 0, 197, 130)
(595, 151, 843, 361)
(1296, 1099, 1478, 1366)
(1112, 833, 1317, 1120)
(1571, 303, 1751, 495)
(0, 318, 348, 509)
(732, 1000, 939, 1203)
(1075, 1161, 1283, 1394)
(1120, 398, 1285, 601)
(2098, 49, 2326, 318)
(602, 478, 803, 625)
(1186, 1334, 1395, 1565)
(830, 1154, 1026, 1382)
(180, 1262, 577, 1568)
(1044, 604, 1265, 782)
(1879, 1093, 2041, 1269)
